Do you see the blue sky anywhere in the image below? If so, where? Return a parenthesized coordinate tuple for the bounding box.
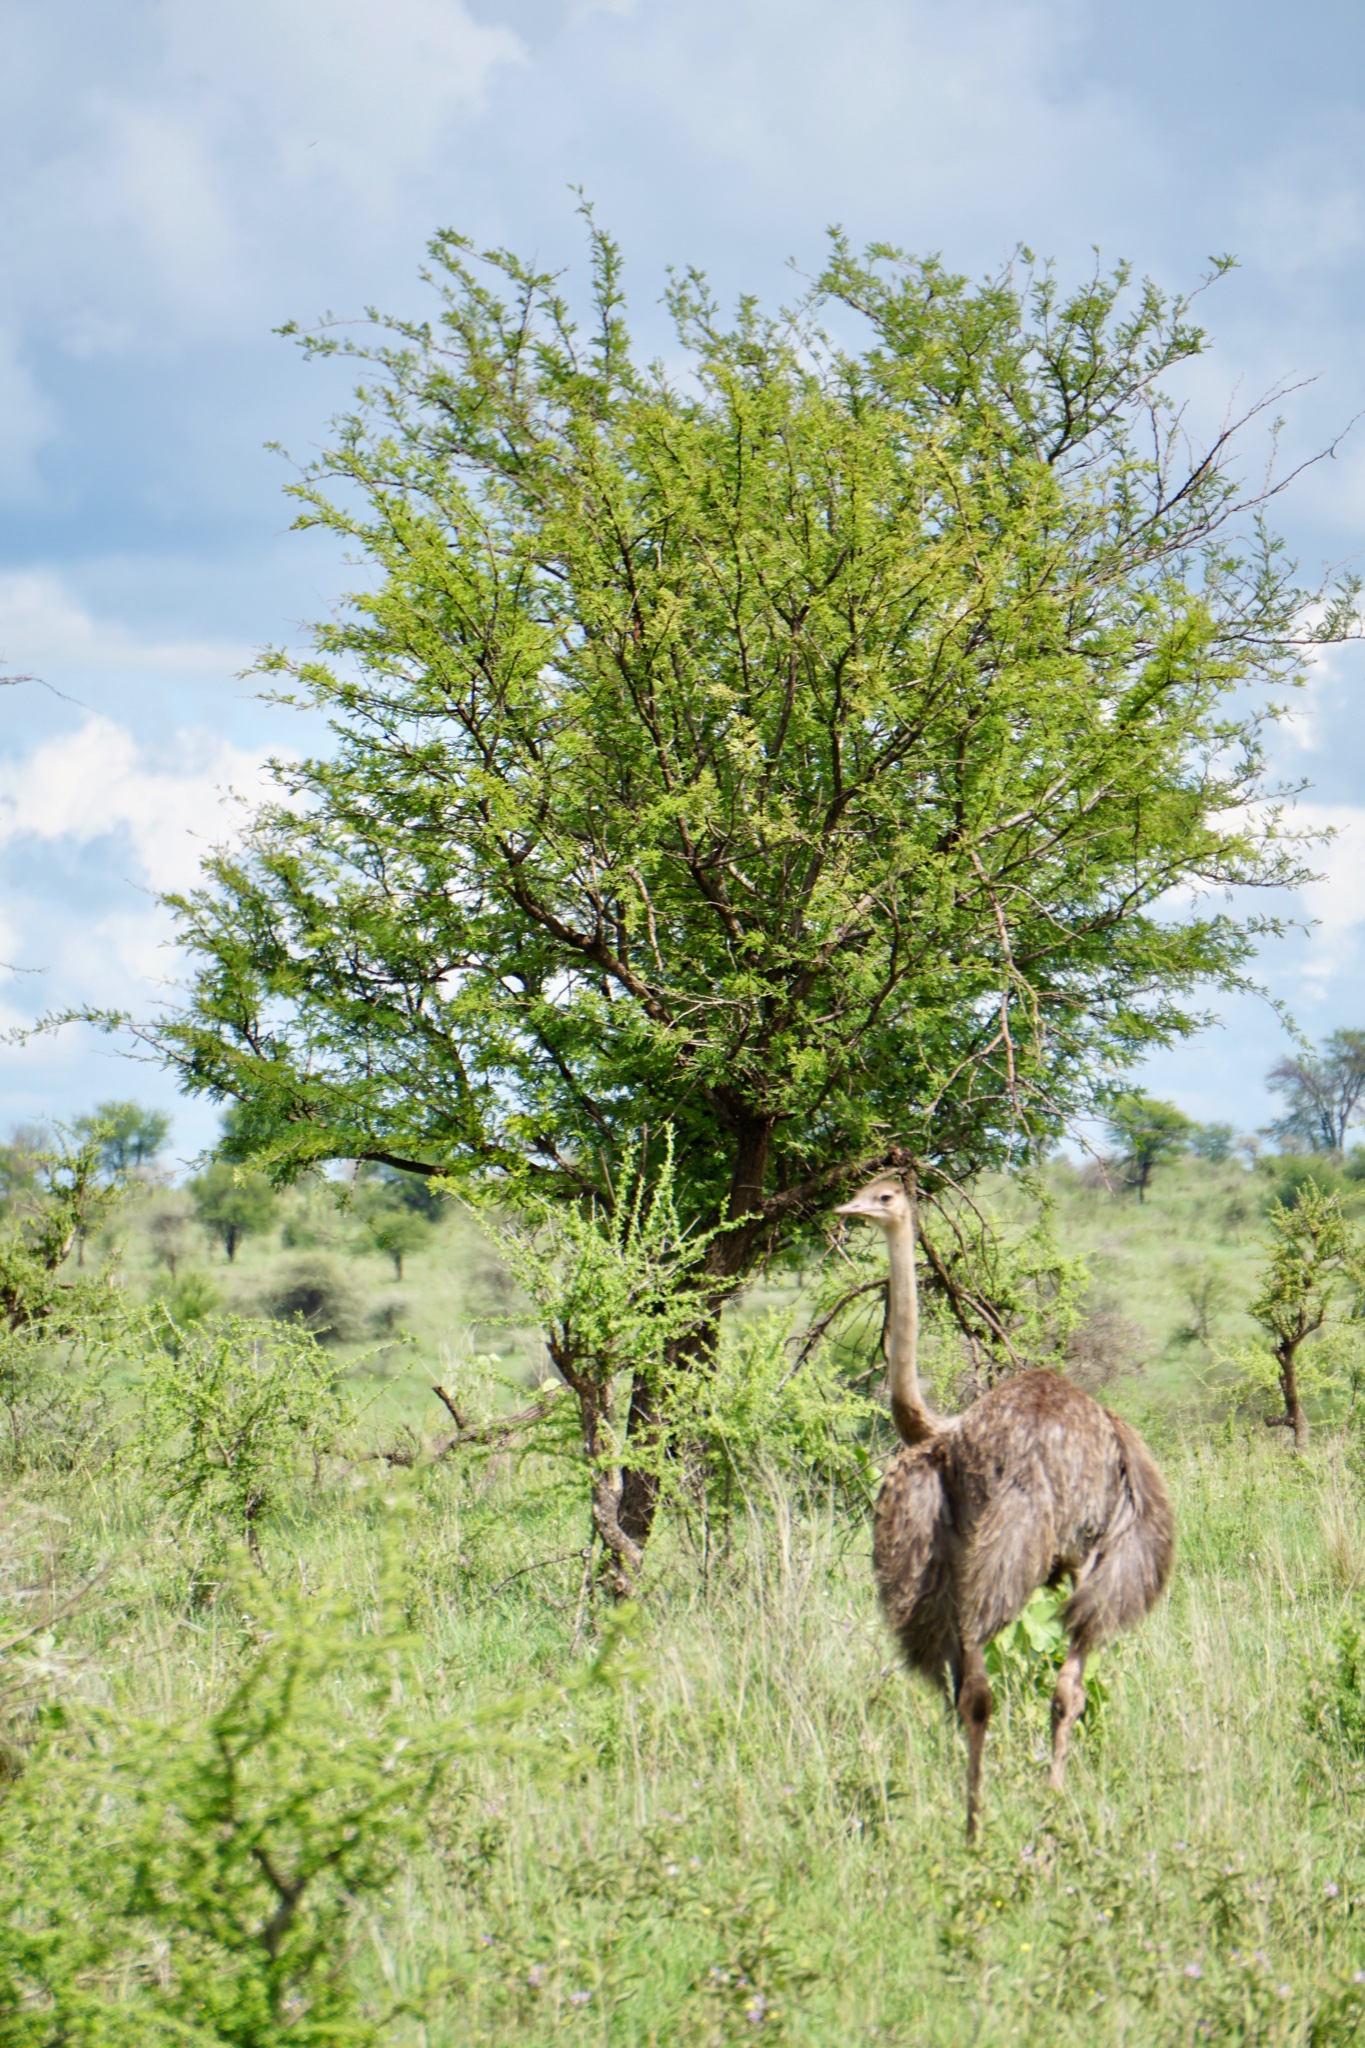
(3, 0, 1365, 1167)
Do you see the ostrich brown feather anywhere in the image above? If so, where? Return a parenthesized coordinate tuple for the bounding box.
(838, 1173, 1174, 1838)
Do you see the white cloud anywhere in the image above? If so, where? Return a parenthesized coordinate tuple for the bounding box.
(0, 0, 526, 344)
(1286, 801, 1365, 995)
(0, 713, 277, 896)
(0, 328, 58, 498)
(0, 569, 249, 683)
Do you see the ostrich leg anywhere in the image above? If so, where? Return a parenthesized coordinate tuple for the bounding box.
(1049, 1643, 1088, 1789)
(957, 1643, 993, 1840)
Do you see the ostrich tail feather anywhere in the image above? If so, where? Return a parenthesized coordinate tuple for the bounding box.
(873, 1443, 958, 1692)
(1062, 1414, 1176, 1651)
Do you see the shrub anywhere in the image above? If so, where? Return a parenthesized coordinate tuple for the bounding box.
(154, 1268, 223, 1338)
(0, 1541, 621, 2046)
(253, 1254, 361, 1344)
(139, 1315, 356, 1564)
(1304, 1611, 1365, 1758)
(1262, 1154, 1351, 1212)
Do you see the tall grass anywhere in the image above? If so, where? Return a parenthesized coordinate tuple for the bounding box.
(8, 1420, 1365, 2044)
(6, 1159, 1365, 2041)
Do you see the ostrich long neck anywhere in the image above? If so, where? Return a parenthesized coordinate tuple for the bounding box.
(885, 1210, 942, 1445)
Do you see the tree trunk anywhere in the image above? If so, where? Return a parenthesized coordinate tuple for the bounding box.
(616, 1370, 663, 1556)
(614, 1122, 772, 1559)
(590, 1468, 645, 1598)
(225, 1224, 239, 1263)
(1278, 1341, 1309, 1451)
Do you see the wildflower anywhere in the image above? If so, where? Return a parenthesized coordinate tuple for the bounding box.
(1353, 1970, 1365, 1985)
(527, 1965, 545, 1989)
(568, 1989, 592, 2007)
(1251, 1951, 1267, 1967)
(1184, 1963, 1202, 1980)
(746, 1994, 768, 2026)
(478, 1933, 496, 1949)
(1021, 1843, 1035, 1860)
(664, 1862, 680, 1877)
(1277, 1985, 1290, 2000)
(1174, 1840, 1189, 1852)
(1325, 1881, 1341, 1899)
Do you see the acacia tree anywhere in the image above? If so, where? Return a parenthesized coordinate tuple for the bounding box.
(1267, 1029, 1365, 1154)
(134, 223, 1351, 1544)
(72, 1100, 172, 1175)
(1103, 1092, 1194, 1201)
(1248, 1182, 1365, 1450)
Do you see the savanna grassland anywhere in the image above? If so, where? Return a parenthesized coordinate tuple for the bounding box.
(5, 1154, 1365, 2046)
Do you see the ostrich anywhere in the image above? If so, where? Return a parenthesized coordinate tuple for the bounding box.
(836, 1172, 1174, 1839)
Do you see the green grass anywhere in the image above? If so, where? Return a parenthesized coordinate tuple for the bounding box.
(7, 1160, 1365, 2042)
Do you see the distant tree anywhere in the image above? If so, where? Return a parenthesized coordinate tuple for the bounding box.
(145, 1197, 196, 1280)
(73, 1101, 172, 1175)
(0, 1127, 46, 1218)
(1188, 1121, 1238, 1164)
(372, 1165, 446, 1222)
(0, 1132, 122, 1334)
(360, 1202, 431, 1281)
(1104, 1094, 1193, 1202)
(1267, 1030, 1365, 1155)
(1248, 1182, 1365, 1450)
(189, 1162, 278, 1264)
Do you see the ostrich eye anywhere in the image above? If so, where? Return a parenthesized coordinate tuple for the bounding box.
(880, 1192, 891, 1203)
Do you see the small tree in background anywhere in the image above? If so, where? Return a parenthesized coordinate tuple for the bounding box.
(145, 1195, 195, 1279)
(1104, 1094, 1193, 1202)
(1246, 1182, 1365, 1450)
(189, 1162, 278, 1263)
(1189, 1120, 1238, 1164)
(0, 1133, 126, 1476)
(0, 1132, 123, 1335)
(73, 1100, 172, 1175)
(360, 1202, 431, 1280)
(1267, 1030, 1365, 1155)
(351, 1170, 438, 1278)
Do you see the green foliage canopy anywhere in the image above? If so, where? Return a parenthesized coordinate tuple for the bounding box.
(149, 223, 1343, 1280)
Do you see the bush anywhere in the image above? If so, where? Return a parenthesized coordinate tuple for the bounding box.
(0, 1541, 621, 2046)
(1304, 1611, 1365, 1758)
(252, 1255, 361, 1344)
(153, 1269, 223, 1339)
(139, 1315, 356, 1564)
(1262, 1155, 1351, 1212)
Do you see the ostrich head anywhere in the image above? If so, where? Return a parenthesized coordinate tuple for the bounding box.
(835, 1172, 912, 1230)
